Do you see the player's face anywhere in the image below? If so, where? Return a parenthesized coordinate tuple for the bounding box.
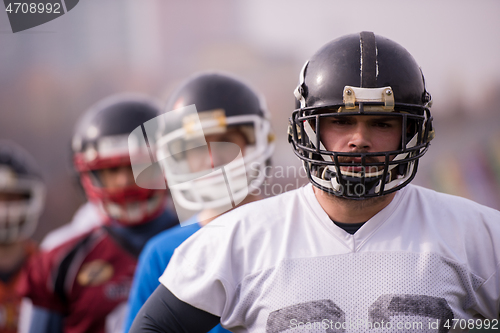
(97, 165, 136, 190)
(0, 191, 29, 231)
(319, 115, 402, 172)
(186, 127, 248, 173)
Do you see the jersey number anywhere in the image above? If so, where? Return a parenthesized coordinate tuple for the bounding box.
(266, 294, 453, 333)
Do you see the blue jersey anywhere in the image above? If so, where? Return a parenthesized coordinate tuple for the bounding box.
(124, 215, 230, 333)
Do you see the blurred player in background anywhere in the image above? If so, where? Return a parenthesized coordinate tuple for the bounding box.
(125, 72, 274, 332)
(130, 32, 500, 332)
(0, 140, 45, 333)
(18, 94, 178, 333)
(39, 129, 102, 251)
(41, 121, 104, 251)
(40, 201, 101, 251)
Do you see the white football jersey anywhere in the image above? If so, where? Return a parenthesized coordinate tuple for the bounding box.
(161, 184, 500, 332)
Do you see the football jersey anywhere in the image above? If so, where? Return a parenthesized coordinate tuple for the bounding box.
(41, 202, 102, 251)
(18, 210, 178, 333)
(161, 184, 500, 332)
(124, 215, 229, 333)
(0, 241, 36, 333)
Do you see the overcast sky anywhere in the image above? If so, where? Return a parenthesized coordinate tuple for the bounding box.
(239, 0, 500, 111)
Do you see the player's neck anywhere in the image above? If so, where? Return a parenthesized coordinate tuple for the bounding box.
(313, 186, 396, 224)
(198, 194, 262, 227)
(0, 241, 27, 272)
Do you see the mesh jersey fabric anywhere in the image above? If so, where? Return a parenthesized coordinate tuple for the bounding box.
(161, 184, 500, 332)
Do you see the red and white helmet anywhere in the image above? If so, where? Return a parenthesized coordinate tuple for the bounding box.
(72, 94, 168, 225)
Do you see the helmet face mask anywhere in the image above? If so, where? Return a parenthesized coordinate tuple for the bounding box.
(158, 107, 273, 212)
(291, 107, 432, 199)
(72, 94, 168, 225)
(0, 142, 45, 244)
(288, 32, 434, 199)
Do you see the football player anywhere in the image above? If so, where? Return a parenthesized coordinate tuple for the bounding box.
(130, 32, 500, 332)
(124, 72, 274, 332)
(41, 130, 102, 251)
(39, 201, 101, 251)
(18, 94, 178, 333)
(0, 141, 45, 333)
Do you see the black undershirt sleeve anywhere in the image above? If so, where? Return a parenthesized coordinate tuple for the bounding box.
(129, 284, 221, 333)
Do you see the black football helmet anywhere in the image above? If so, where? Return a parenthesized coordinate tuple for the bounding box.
(289, 31, 434, 199)
(72, 94, 167, 225)
(0, 140, 45, 244)
(155, 72, 274, 214)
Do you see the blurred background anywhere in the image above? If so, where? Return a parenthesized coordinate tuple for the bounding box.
(1, 0, 499, 241)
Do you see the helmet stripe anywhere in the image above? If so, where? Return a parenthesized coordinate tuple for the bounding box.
(359, 31, 377, 88)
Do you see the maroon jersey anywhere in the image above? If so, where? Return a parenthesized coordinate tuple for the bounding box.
(0, 241, 37, 333)
(18, 227, 137, 333)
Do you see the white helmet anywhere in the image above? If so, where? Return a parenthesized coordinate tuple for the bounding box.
(0, 140, 45, 243)
(155, 72, 274, 216)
